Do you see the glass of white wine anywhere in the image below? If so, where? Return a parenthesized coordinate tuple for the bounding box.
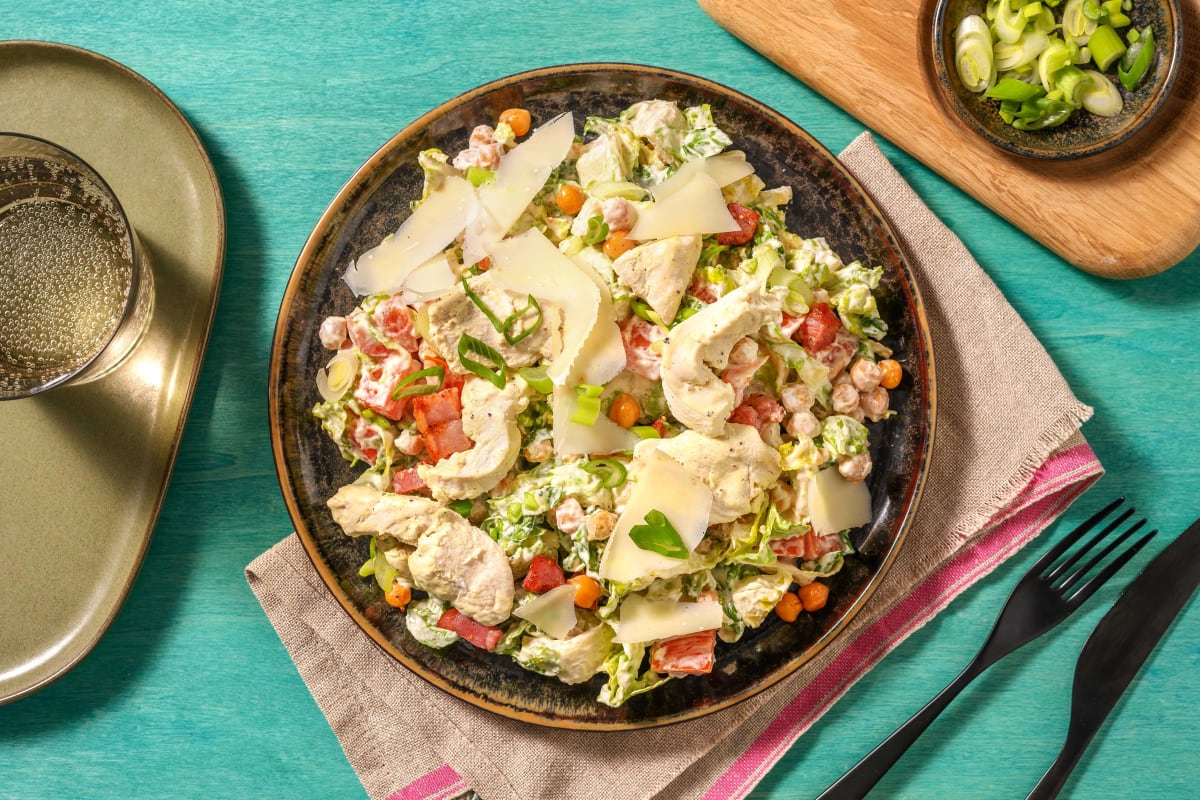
(0, 133, 154, 399)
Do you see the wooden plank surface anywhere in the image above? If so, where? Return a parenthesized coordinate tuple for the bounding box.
(699, 0, 1200, 278)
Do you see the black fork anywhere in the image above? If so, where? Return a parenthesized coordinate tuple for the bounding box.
(816, 497, 1156, 800)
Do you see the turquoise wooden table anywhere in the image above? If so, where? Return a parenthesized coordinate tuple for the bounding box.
(3, 1, 1198, 797)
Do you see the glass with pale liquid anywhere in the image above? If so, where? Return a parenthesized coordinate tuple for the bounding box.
(0, 133, 153, 399)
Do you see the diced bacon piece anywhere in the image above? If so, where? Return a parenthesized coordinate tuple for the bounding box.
(392, 466, 427, 494)
(770, 530, 844, 561)
(436, 608, 503, 651)
(620, 315, 663, 381)
(345, 413, 383, 465)
(423, 418, 473, 462)
(688, 274, 720, 305)
(372, 296, 420, 353)
(812, 330, 860, 379)
(780, 312, 803, 339)
(650, 417, 666, 437)
(423, 356, 465, 391)
(522, 554, 566, 593)
(650, 629, 716, 676)
(720, 339, 767, 407)
(745, 393, 785, 425)
(729, 403, 760, 428)
(346, 308, 392, 358)
(794, 302, 841, 353)
(353, 352, 418, 421)
(413, 387, 463, 432)
(716, 203, 760, 246)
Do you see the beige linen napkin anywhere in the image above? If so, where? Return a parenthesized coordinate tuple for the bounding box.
(247, 133, 1101, 800)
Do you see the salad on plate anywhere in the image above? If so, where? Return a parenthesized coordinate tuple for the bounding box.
(311, 99, 902, 707)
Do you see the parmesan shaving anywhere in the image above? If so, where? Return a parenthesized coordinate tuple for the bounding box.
(488, 229, 615, 386)
(479, 111, 575, 236)
(342, 175, 476, 296)
(612, 593, 723, 644)
(649, 152, 755, 201)
(513, 584, 578, 639)
(628, 172, 740, 241)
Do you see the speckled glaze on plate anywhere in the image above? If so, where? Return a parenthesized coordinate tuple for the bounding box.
(270, 64, 934, 729)
(932, 0, 1182, 160)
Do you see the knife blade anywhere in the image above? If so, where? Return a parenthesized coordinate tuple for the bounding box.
(1026, 515, 1200, 799)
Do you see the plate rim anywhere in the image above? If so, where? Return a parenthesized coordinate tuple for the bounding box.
(269, 62, 936, 729)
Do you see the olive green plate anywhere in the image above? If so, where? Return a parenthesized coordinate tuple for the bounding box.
(0, 41, 225, 704)
(272, 64, 934, 729)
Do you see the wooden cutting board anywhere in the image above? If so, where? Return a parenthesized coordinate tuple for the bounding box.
(699, 0, 1200, 278)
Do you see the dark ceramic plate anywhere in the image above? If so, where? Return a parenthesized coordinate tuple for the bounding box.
(932, 0, 1182, 160)
(270, 64, 935, 729)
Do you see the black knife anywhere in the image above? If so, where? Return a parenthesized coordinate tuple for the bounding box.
(1026, 515, 1200, 799)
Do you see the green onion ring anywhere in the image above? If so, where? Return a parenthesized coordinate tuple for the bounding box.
(457, 334, 507, 389)
(582, 458, 628, 488)
(390, 365, 445, 400)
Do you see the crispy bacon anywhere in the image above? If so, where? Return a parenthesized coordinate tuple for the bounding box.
(522, 554, 566, 593)
(436, 609, 502, 651)
(716, 203, 759, 246)
(650, 629, 716, 676)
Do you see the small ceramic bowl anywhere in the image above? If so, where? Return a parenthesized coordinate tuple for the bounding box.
(931, 0, 1182, 160)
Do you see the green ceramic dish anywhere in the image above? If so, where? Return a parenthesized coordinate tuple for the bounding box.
(932, 0, 1182, 160)
(270, 63, 935, 729)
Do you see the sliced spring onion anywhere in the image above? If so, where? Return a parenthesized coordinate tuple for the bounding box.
(1101, 0, 1130, 27)
(1063, 0, 1099, 41)
(630, 425, 661, 440)
(993, 0, 1028, 44)
(583, 215, 609, 246)
(1056, 66, 1092, 107)
(1011, 96, 1074, 129)
(1080, 69, 1124, 115)
(587, 180, 649, 201)
(457, 334, 507, 389)
(582, 458, 628, 488)
(517, 365, 553, 394)
(502, 293, 543, 345)
(631, 298, 668, 331)
(448, 499, 473, 517)
(466, 166, 495, 187)
(316, 349, 359, 402)
(994, 31, 1049, 70)
(767, 265, 814, 314)
(628, 509, 688, 559)
(390, 364, 445, 400)
(1037, 36, 1074, 90)
(461, 275, 508, 331)
(986, 76, 1047, 101)
(570, 383, 603, 426)
(1088, 24, 1127, 70)
(1118, 27, 1154, 91)
(461, 275, 542, 345)
(956, 15, 997, 92)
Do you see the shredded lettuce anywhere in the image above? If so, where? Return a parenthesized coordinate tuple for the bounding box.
(406, 598, 459, 648)
(820, 415, 870, 457)
(597, 641, 669, 707)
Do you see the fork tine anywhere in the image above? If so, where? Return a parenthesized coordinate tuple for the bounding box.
(1035, 496, 1125, 577)
(1055, 517, 1147, 592)
(1064, 528, 1158, 606)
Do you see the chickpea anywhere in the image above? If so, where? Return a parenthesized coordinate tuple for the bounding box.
(780, 383, 814, 414)
(785, 411, 821, 440)
(523, 437, 554, 463)
(585, 509, 618, 541)
(859, 386, 890, 422)
(850, 359, 882, 393)
(838, 452, 873, 483)
(553, 497, 585, 534)
(831, 382, 860, 415)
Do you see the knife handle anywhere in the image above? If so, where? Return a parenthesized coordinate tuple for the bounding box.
(1026, 721, 1099, 799)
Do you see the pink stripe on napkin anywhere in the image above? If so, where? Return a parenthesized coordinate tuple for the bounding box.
(387, 764, 469, 800)
(702, 442, 1102, 800)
